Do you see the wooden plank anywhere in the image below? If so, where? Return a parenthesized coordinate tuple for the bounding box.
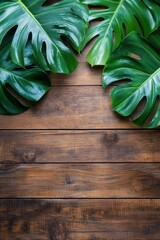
(0, 86, 135, 129)
(1, 163, 160, 198)
(0, 199, 160, 240)
(0, 130, 159, 163)
(50, 63, 102, 86)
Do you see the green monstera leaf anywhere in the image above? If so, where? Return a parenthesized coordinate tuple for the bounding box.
(102, 30, 160, 128)
(0, 35, 50, 115)
(0, 0, 88, 74)
(81, 0, 160, 66)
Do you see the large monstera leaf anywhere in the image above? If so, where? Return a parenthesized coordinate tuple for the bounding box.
(0, 35, 50, 115)
(102, 30, 160, 128)
(0, 0, 88, 74)
(81, 0, 160, 66)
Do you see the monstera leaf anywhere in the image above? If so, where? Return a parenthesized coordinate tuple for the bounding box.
(0, 0, 88, 74)
(102, 30, 160, 128)
(0, 35, 50, 115)
(81, 0, 160, 66)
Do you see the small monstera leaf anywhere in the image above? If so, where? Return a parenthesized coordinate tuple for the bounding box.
(0, 35, 50, 115)
(81, 0, 160, 66)
(102, 30, 160, 128)
(0, 0, 88, 74)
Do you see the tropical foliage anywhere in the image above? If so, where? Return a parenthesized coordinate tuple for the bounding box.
(1, 0, 160, 128)
(0, 34, 50, 114)
(103, 30, 160, 128)
(0, 0, 88, 73)
(0, 0, 88, 114)
(81, 0, 160, 128)
(81, 0, 160, 66)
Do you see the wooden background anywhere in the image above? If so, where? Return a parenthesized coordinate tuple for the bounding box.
(1, 11, 160, 239)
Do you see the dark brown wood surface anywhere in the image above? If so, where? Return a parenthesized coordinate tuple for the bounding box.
(1, 163, 160, 198)
(1, 200, 160, 240)
(0, 86, 136, 129)
(0, 130, 159, 163)
(51, 63, 102, 86)
(1, 7, 160, 238)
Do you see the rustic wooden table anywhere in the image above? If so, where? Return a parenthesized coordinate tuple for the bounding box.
(0, 42, 160, 239)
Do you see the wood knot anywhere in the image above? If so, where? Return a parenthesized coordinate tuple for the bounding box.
(22, 152, 36, 162)
(65, 175, 71, 185)
(14, 147, 36, 162)
(48, 220, 66, 240)
(103, 132, 119, 144)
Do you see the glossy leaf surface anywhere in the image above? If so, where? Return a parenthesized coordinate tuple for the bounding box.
(0, 0, 88, 74)
(103, 31, 160, 128)
(81, 0, 160, 66)
(0, 36, 50, 115)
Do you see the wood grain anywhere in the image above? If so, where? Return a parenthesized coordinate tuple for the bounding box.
(0, 86, 135, 129)
(51, 63, 102, 86)
(0, 200, 160, 240)
(0, 130, 159, 163)
(1, 163, 160, 198)
(1, 1, 159, 237)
